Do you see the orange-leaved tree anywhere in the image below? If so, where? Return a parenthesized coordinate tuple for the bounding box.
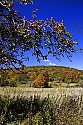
(34, 71, 49, 88)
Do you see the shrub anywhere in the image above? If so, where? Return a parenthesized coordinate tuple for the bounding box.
(9, 80, 18, 87)
(77, 80, 83, 88)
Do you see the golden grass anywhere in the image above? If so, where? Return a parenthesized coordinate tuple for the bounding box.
(0, 87, 83, 101)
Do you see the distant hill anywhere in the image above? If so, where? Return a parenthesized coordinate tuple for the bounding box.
(0, 66, 83, 87)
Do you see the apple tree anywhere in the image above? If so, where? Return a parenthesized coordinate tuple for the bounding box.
(0, 0, 78, 69)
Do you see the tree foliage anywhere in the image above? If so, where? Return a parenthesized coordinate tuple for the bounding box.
(0, 0, 78, 69)
(34, 71, 49, 88)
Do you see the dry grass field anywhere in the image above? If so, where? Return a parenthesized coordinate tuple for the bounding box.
(0, 87, 83, 99)
(0, 87, 83, 109)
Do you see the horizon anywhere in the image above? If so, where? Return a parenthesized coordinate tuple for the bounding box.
(17, 65, 83, 71)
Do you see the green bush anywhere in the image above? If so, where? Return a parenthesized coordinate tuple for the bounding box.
(9, 80, 18, 87)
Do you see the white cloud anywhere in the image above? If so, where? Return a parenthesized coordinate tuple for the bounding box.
(43, 59, 50, 62)
(49, 62, 52, 65)
(53, 63, 56, 66)
(44, 59, 56, 66)
(49, 62, 56, 66)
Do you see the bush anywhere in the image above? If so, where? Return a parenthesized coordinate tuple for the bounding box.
(77, 80, 83, 88)
(9, 80, 18, 87)
(0, 79, 10, 87)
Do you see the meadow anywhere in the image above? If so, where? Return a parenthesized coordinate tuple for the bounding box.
(0, 87, 83, 100)
(0, 66, 83, 124)
(0, 87, 83, 125)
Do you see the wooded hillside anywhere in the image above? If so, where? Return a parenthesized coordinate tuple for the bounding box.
(0, 66, 83, 87)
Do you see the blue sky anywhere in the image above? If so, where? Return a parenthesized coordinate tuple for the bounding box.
(15, 0, 83, 69)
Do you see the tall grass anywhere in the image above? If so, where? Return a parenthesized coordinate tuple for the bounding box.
(0, 87, 83, 125)
(0, 87, 83, 99)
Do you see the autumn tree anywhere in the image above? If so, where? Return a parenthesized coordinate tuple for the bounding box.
(0, 0, 78, 70)
(34, 71, 49, 88)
